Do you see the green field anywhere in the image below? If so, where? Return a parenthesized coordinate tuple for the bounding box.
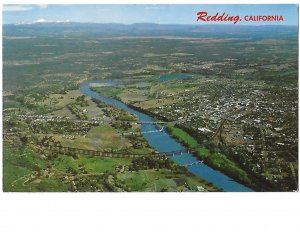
(92, 86, 123, 99)
(3, 142, 218, 192)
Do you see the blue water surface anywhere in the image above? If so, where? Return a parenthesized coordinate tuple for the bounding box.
(81, 81, 253, 192)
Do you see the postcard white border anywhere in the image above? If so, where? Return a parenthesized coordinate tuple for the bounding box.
(0, 1, 299, 232)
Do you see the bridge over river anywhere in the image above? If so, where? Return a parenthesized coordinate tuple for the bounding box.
(37, 142, 196, 159)
(37, 142, 204, 169)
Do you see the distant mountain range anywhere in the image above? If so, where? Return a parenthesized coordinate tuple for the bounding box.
(3, 22, 298, 40)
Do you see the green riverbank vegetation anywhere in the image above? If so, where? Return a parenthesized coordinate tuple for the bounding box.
(166, 124, 255, 189)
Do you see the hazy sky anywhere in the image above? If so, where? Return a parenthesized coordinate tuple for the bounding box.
(3, 4, 298, 25)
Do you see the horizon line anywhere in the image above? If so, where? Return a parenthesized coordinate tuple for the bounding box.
(3, 21, 298, 26)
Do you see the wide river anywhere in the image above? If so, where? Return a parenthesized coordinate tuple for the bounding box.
(81, 80, 253, 192)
